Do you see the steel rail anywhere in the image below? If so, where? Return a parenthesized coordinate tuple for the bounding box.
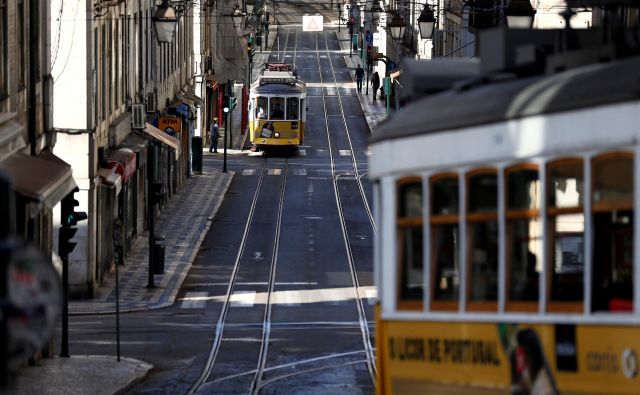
(249, 165, 289, 395)
(315, 31, 377, 384)
(185, 169, 267, 395)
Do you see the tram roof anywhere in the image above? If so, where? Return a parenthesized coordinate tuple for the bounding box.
(252, 80, 306, 94)
(371, 55, 640, 144)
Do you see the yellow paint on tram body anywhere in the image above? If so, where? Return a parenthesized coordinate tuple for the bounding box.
(377, 315, 640, 394)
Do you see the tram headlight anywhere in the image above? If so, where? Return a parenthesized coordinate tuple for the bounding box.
(274, 132, 280, 138)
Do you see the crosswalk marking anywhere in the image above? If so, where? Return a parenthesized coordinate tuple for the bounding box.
(365, 289, 378, 305)
(231, 291, 256, 307)
(293, 168, 307, 176)
(339, 149, 351, 156)
(268, 168, 283, 175)
(298, 149, 307, 156)
(243, 169, 256, 176)
(180, 292, 209, 309)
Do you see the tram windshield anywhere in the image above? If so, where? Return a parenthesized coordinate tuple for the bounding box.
(256, 97, 267, 119)
(270, 97, 285, 119)
(287, 98, 299, 120)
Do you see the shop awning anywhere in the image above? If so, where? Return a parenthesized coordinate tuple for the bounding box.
(181, 90, 203, 107)
(120, 132, 148, 168)
(0, 151, 77, 211)
(143, 123, 181, 159)
(98, 167, 122, 195)
(107, 148, 137, 183)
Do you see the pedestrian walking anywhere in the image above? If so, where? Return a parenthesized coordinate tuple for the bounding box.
(355, 64, 364, 93)
(209, 118, 219, 153)
(371, 72, 380, 103)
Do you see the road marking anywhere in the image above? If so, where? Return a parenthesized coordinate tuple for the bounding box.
(293, 168, 307, 176)
(243, 169, 256, 176)
(268, 168, 282, 176)
(231, 291, 256, 307)
(180, 292, 209, 309)
(339, 149, 351, 156)
(298, 149, 307, 156)
(365, 289, 378, 305)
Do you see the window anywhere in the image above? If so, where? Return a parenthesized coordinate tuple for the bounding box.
(287, 97, 299, 120)
(506, 164, 541, 310)
(256, 97, 267, 118)
(115, 19, 119, 107)
(591, 152, 634, 312)
(94, 27, 99, 123)
(397, 177, 424, 308)
(102, 24, 107, 119)
(17, 0, 26, 88)
(466, 170, 498, 311)
(0, 0, 7, 99)
(547, 159, 584, 311)
(430, 174, 459, 310)
(269, 97, 285, 119)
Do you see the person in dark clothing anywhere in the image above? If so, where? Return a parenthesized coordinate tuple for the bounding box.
(371, 72, 380, 102)
(355, 64, 364, 93)
(270, 102, 284, 119)
(209, 119, 219, 153)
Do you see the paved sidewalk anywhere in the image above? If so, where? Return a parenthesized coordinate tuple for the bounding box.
(336, 30, 389, 132)
(7, 355, 152, 395)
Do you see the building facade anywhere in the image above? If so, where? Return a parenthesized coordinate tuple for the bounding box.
(0, 0, 77, 270)
(50, 0, 195, 297)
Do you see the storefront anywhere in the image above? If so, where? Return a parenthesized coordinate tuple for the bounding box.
(0, 150, 78, 258)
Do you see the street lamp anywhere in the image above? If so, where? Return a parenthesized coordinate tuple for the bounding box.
(418, 3, 436, 40)
(388, 14, 406, 41)
(505, 0, 537, 29)
(153, 0, 178, 44)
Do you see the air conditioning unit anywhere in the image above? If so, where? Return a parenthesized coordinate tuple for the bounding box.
(131, 104, 145, 129)
(145, 92, 156, 113)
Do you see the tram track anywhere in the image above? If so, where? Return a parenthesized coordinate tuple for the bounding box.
(314, 32, 378, 384)
(186, 164, 288, 395)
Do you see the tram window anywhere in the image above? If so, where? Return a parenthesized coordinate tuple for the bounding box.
(547, 160, 584, 309)
(270, 97, 285, 119)
(286, 97, 299, 120)
(397, 179, 424, 307)
(431, 174, 459, 309)
(256, 97, 267, 119)
(508, 167, 540, 211)
(506, 165, 541, 308)
(591, 153, 634, 312)
(508, 218, 542, 302)
(467, 171, 498, 309)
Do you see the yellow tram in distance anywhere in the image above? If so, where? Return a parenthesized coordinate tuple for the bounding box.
(249, 63, 306, 151)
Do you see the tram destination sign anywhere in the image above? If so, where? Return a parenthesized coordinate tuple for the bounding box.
(260, 77, 295, 85)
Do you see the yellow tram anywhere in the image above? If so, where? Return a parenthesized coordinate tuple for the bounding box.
(369, 29, 640, 395)
(249, 63, 306, 150)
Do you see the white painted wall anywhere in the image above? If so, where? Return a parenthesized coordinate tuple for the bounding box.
(51, 0, 88, 130)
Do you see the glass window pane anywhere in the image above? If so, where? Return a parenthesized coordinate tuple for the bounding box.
(468, 173, 497, 213)
(256, 97, 267, 118)
(509, 218, 542, 302)
(398, 226, 423, 301)
(286, 97, 299, 119)
(469, 221, 498, 302)
(432, 177, 458, 215)
(592, 210, 634, 312)
(507, 168, 540, 210)
(593, 155, 633, 207)
(269, 97, 285, 119)
(548, 161, 584, 208)
(550, 214, 584, 302)
(432, 224, 459, 301)
(398, 182, 422, 218)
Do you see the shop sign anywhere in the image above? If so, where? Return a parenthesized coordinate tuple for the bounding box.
(159, 117, 182, 136)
